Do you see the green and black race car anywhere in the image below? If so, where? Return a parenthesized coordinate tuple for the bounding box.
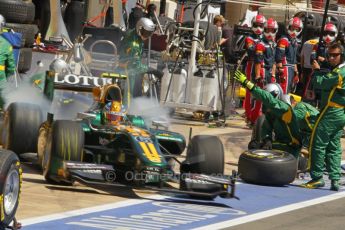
(2, 71, 236, 199)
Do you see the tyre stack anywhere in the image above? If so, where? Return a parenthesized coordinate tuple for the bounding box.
(0, 0, 38, 73)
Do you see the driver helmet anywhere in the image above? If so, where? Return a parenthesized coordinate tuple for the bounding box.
(103, 101, 125, 125)
(264, 83, 283, 99)
(287, 17, 303, 38)
(323, 23, 338, 44)
(264, 18, 278, 41)
(251, 14, 266, 35)
(136, 17, 155, 39)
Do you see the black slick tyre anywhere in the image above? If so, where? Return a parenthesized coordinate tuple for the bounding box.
(238, 149, 297, 186)
(42, 120, 84, 184)
(0, 150, 21, 226)
(18, 48, 32, 73)
(3, 102, 43, 155)
(180, 135, 224, 198)
(252, 114, 266, 143)
(0, 0, 35, 24)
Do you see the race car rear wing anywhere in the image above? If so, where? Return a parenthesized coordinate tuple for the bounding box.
(43, 71, 127, 99)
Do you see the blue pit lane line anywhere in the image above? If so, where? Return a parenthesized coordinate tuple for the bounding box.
(22, 179, 345, 230)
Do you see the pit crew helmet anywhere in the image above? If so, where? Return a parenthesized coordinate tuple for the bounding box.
(136, 17, 155, 39)
(0, 14, 5, 32)
(281, 94, 291, 105)
(264, 83, 283, 99)
(287, 17, 303, 38)
(323, 23, 338, 44)
(49, 59, 70, 74)
(251, 14, 266, 35)
(103, 101, 125, 125)
(264, 18, 278, 41)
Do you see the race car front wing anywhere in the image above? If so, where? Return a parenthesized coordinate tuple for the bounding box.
(63, 161, 238, 199)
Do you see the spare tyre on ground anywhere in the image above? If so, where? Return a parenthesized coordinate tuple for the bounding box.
(238, 149, 298, 186)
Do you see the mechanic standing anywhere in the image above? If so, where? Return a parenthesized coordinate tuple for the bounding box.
(303, 42, 345, 191)
(250, 18, 278, 125)
(119, 17, 161, 105)
(243, 14, 265, 127)
(0, 14, 15, 109)
(234, 70, 302, 158)
(275, 17, 303, 94)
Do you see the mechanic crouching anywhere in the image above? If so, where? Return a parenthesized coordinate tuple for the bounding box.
(302, 42, 345, 191)
(234, 70, 302, 158)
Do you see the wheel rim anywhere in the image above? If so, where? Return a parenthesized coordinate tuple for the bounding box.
(4, 168, 19, 216)
(250, 150, 285, 158)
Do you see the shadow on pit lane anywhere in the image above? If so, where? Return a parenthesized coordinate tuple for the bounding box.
(139, 195, 233, 208)
(44, 184, 141, 199)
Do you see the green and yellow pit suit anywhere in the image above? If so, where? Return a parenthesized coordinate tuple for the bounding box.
(119, 29, 148, 105)
(251, 87, 302, 158)
(308, 63, 345, 181)
(0, 35, 16, 108)
(293, 101, 319, 147)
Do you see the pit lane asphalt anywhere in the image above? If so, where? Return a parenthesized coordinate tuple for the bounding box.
(14, 112, 345, 229)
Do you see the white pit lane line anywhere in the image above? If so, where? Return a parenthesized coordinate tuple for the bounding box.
(21, 161, 345, 228)
(21, 194, 166, 226)
(193, 191, 345, 230)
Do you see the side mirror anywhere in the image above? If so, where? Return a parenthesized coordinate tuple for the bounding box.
(77, 112, 97, 120)
(152, 120, 169, 130)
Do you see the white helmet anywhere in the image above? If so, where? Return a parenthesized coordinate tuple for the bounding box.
(323, 23, 338, 44)
(49, 59, 70, 74)
(287, 17, 303, 38)
(136, 17, 155, 39)
(251, 14, 266, 35)
(264, 83, 283, 99)
(264, 18, 278, 41)
(281, 94, 291, 105)
(0, 14, 5, 31)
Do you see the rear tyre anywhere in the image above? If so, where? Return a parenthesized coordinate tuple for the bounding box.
(0, 0, 35, 24)
(18, 48, 32, 73)
(3, 102, 43, 154)
(0, 150, 21, 226)
(238, 149, 297, 186)
(42, 120, 84, 184)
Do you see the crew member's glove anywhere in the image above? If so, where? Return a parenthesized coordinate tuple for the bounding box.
(234, 70, 255, 90)
(271, 75, 276, 83)
(262, 138, 272, 150)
